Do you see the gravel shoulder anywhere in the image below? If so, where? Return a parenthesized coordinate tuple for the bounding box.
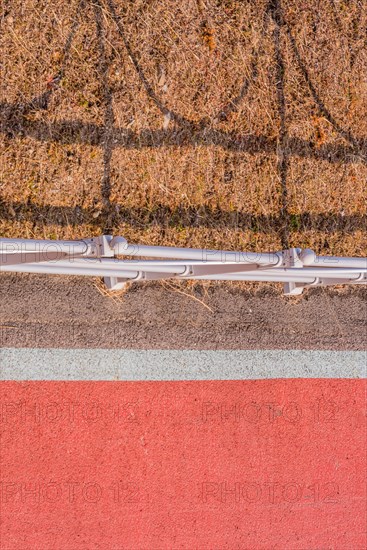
(0, 273, 366, 350)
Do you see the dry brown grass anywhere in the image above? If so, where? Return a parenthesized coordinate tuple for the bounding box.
(1, 0, 366, 269)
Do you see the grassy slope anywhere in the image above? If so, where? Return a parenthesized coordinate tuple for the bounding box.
(0, 0, 366, 263)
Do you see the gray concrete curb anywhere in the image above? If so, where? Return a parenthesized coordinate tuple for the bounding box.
(0, 348, 366, 380)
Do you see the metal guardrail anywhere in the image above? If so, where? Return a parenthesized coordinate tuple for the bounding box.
(1, 236, 366, 295)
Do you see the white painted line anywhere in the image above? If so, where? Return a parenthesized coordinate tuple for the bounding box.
(0, 349, 366, 380)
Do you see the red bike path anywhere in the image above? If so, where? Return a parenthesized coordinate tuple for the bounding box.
(1, 377, 366, 549)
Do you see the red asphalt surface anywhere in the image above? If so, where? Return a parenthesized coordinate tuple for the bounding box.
(1, 379, 366, 549)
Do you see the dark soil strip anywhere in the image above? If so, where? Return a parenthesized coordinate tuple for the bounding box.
(0, 273, 365, 350)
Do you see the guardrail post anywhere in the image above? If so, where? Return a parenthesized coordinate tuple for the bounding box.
(282, 248, 305, 296)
